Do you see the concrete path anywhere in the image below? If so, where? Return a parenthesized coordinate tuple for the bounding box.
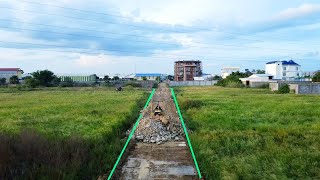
(118, 84, 198, 180)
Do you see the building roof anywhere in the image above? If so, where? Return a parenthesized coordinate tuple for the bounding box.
(266, 60, 300, 65)
(135, 73, 164, 77)
(251, 74, 274, 77)
(174, 60, 201, 63)
(0, 68, 21, 71)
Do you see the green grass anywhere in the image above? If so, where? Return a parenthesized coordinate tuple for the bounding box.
(0, 87, 148, 179)
(177, 87, 320, 180)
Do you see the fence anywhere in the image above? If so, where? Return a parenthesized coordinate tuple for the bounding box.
(169, 80, 217, 87)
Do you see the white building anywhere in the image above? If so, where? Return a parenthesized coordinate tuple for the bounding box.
(265, 60, 302, 80)
(0, 68, 23, 81)
(130, 73, 166, 81)
(240, 74, 274, 87)
(221, 67, 240, 79)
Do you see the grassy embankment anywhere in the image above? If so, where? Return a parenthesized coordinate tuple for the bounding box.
(177, 87, 320, 180)
(0, 87, 148, 179)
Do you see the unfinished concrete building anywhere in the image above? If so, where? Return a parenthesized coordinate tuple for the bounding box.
(174, 60, 202, 81)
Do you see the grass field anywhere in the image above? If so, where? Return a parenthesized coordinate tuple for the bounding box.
(177, 87, 320, 180)
(0, 87, 148, 179)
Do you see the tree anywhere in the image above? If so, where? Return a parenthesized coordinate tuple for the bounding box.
(167, 75, 174, 81)
(52, 76, 61, 86)
(217, 71, 248, 87)
(0, 78, 6, 85)
(256, 69, 266, 74)
(156, 76, 160, 82)
(142, 76, 147, 81)
(112, 76, 120, 81)
(9, 75, 19, 84)
(25, 76, 38, 88)
(32, 70, 56, 87)
(212, 75, 222, 81)
(312, 71, 320, 82)
(244, 69, 253, 77)
(103, 75, 110, 82)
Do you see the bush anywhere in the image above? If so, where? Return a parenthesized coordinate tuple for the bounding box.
(312, 71, 320, 82)
(59, 81, 74, 87)
(225, 81, 245, 88)
(217, 71, 248, 88)
(125, 82, 141, 88)
(180, 99, 204, 109)
(279, 84, 290, 94)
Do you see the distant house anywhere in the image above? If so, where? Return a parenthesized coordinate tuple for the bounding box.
(193, 73, 213, 81)
(134, 73, 166, 81)
(221, 67, 240, 79)
(240, 74, 274, 87)
(265, 60, 302, 80)
(0, 68, 23, 80)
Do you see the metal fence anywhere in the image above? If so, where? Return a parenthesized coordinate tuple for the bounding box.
(169, 80, 217, 87)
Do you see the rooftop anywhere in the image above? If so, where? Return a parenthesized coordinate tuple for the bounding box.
(135, 73, 165, 77)
(0, 68, 22, 71)
(174, 60, 202, 63)
(266, 60, 300, 65)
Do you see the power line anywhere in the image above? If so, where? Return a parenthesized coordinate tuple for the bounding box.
(0, 6, 190, 34)
(1, 18, 317, 49)
(14, 0, 312, 43)
(0, 24, 311, 53)
(0, 6, 275, 43)
(0, 40, 300, 62)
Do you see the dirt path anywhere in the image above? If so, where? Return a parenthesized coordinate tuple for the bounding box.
(118, 84, 198, 180)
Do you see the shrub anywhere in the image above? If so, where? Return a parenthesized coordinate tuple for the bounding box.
(125, 82, 141, 88)
(279, 84, 290, 94)
(180, 99, 204, 109)
(217, 71, 248, 88)
(312, 71, 320, 82)
(225, 81, 245, 88)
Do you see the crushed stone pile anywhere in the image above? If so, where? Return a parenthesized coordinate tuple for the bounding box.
(130, 117, 184, 144)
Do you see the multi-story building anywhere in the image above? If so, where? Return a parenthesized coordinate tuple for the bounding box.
(266, 60, 302, 80)
(0, 68, 23, 80)
(174, 60, 202, 81)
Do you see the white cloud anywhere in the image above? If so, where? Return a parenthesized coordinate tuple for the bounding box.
(74, 54, 115, 67)
(277, 4, 320, 20)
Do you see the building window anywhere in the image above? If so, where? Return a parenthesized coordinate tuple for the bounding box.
(297, 73, 299, 76)
(283, 67, 286, 70)
(296, 67, 299, 70)
(283, 73, 286, 77)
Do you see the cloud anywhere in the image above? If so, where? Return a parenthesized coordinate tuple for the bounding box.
(74, 54, 114, 67)
(277, 4, 320, 20)
(1, 0, 320, 74)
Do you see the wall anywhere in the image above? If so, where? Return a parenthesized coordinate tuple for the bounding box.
(0, 71, 19, 80)
(269, 81, 320, 94)
(266, 63, 281, 79)
(249, 82, 269, 88)
(169, 81, 217, 87)
(297, 84, 320, 94)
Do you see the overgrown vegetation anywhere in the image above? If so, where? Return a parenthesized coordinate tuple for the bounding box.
(278, 83, 290, 94)
(0, 88, 148, 179)
(177, 87, 320, 179)
(216, 71, 247, 88)
(312, 71, 320, 82)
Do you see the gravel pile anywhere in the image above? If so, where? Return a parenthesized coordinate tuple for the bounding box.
(133, 118, 184, 144)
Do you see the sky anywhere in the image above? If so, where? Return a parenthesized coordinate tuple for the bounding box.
(0, 0, 320, 76)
